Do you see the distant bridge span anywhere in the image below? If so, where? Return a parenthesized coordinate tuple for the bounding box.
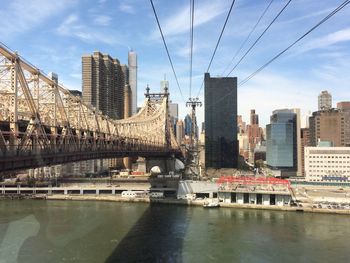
(0, 44, 181, 172)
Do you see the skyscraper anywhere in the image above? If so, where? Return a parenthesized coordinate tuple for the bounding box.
(300, 128, 310, 176)
(204, 73, 238, 168)
(82, 51, 125, 119)
(247, 109, 263, 163)
(309, 109, 347, 146)
(318, 90, 332, 111)
(184, 114, 192, 136)
(160, 79, 169, 94)
(82, 51, 128, 170)
(337, 102, 350, 146)
(121, 64, 132, 118)
(266, 109, 301, 176)
(176, 120, 184, 145)
(128, 50, 137, 115)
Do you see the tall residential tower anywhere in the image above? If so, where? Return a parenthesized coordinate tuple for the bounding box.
(82, 51, 125, 119)
(128, 50, 137, 115)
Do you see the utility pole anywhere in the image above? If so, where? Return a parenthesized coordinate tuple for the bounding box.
(185, 97, 202, 179)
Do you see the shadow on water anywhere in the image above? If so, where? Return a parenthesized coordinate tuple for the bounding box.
(105, 203, 189, 263)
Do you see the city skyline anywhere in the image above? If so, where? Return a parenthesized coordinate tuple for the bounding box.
(1, 0, 350, 125)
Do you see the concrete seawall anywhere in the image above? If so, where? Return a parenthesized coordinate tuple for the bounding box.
(41, 194, 350, 215)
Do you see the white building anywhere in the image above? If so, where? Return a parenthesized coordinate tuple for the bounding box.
(305, 147, 350, 182)
(318, 90, 332, 111)
(128, 50, 137, 115)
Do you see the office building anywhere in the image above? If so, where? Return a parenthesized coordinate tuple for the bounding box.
(128, 50, 137, 115)
(305, 147, 350, 182)
(238, 132, 249, 160)
(176, 120, 184, 145)
(160, 79, 169, 94)
(266, 109, 301, 176)
(69, 90, 82, 98)
(237, 115, 246, 134)
(82, 51, 125, 119)
(309, 109, 346, 147)
(204, 73, 238, 168)
(184, 114, 192, 136)
(301, 128, 310, 176)
(121, 64, 132, 118)
(237, 115, 249, 160)
(318, 90, 332, 111)
(169, 102, 178, 135)
(247, 109, 263, 163)
(254, 144, 266, 162)
(337, 101, 350, 146)
(169, 102, 178, 120)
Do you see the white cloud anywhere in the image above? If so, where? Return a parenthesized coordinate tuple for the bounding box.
(237, 73, 318, 127)
(56, 14, 120, 45)
(0, 0, 73, 37)
(280, 7, 334, 25)
(119, 3, 135, 14)
(92, 15, 112, 26)
(150, 0, 228, 39)
(297, 28, 350, 54)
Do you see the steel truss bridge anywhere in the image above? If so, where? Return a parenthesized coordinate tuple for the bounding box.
(0, 44, 181, 172)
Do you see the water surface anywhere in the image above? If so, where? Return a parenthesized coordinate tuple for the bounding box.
(0, 200, 349, 262)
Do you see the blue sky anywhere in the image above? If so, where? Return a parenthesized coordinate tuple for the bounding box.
(1, 0, 350, 126)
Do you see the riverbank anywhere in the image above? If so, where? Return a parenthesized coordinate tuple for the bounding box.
(39, 194, 350, 215)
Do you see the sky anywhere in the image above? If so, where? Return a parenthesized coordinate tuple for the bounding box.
(1, 0, 350, 127)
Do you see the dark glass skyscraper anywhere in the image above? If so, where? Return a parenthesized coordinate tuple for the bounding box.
(204, 73, 238, 168)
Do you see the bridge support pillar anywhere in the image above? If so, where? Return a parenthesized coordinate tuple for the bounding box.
(112, 189, 115, 195)
(64, 189, 68, 195)
(96, 189, 100, 195)
(80, 189, 83, 195)
(123, 157, 131, 170)
(146, 158, 176, 173)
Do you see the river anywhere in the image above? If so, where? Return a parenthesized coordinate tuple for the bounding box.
(0, 200, 349, 263)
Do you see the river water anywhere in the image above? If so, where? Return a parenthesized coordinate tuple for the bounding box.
(0, 200, 349, 263)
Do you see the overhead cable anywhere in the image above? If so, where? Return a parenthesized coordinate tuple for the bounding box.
(221, 0, 275, 76)
(227, 0, 292, 76)
(196, 0, 236, 98)
(239, 0, 350, 86)
(149, 0, 185, 102)
(189, 0, 195, 99)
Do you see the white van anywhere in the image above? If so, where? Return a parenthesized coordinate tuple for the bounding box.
(149, 192, 164, 198)
(121, 191, 136, 198)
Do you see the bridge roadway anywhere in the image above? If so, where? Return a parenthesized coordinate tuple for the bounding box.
(0, 44, 181, 172)
(0, 148, 180, 172)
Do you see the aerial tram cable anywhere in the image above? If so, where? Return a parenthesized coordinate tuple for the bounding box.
(221, 0, 275, 76)
(189, 0, 195, 99)
(227, 0, 293, 76)
(149, 0, 186, 103)
(204, 0, 350, 109)
(239, 0, 350, 87)
(195, 0, 236, 98)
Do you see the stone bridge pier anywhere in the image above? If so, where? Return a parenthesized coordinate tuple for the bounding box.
(146, 158, 177, 174)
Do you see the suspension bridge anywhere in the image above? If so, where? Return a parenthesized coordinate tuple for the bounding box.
(0, 44, 181, 172)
